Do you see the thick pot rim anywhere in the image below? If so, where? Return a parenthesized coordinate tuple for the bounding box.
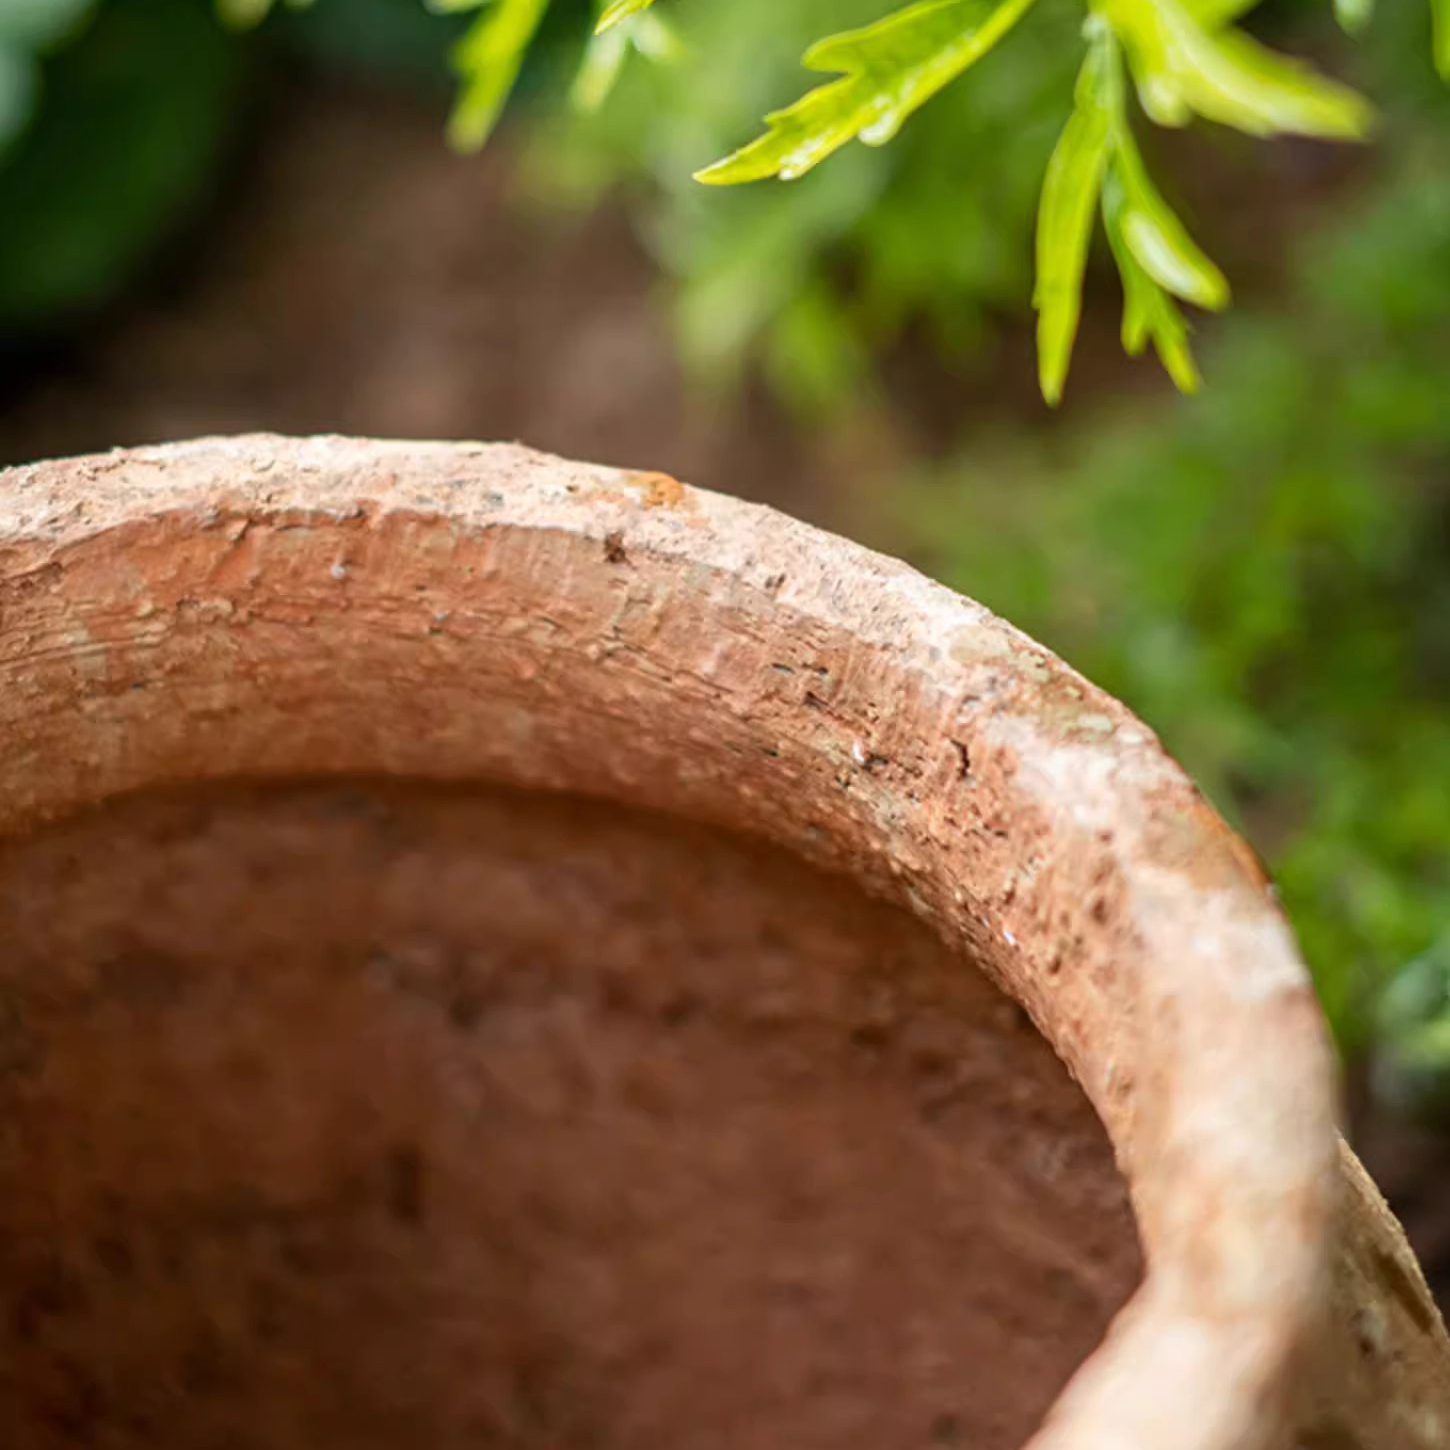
(0, 434, 1442, 1450)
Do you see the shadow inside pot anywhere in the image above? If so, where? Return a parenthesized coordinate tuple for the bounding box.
(0, 776, 1141, 1450)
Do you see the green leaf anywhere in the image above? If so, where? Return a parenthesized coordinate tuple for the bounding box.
(1033, 41, 1113, 405)
(1098, 0, 1373, 139)
(571, 22, 629, 112)
(1112, 121, 1228, 309)
(1334, 0, 1374, 36)
(447, 0, 552, 150)
(1434, 0, 1450, 81)
(1037, 24, 1219, 399)
(571, 7, 682, 112)
(596, 0, 658, 33)
(1104, 170, 1200, 391)
(695, 0, 1037, 185)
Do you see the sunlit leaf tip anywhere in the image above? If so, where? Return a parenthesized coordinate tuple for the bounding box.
(1100, 0, 1373, 141)
(1434, 0, 1450, 80)
(1034, 41, 1114, 405)
(1110, 132, 1229, 311)
(597, 0, 658, 34)
(1334, 0, 1374, 36)
(1034, 27, 1227, 403)
(695, 0, 1037, 186)
(446, 0, 553, 152)
(574, 6, 683, 111)
(1106, 197, 1202, 394)
(572, 24, 630, 113)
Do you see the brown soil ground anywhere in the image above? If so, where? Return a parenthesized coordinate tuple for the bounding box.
(0, 76, 896, 538)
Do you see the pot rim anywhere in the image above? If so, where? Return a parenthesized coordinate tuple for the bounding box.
(0, 433, 1390, 1448)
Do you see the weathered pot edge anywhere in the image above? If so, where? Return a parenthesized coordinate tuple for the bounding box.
(0, 433, 1444, 1450)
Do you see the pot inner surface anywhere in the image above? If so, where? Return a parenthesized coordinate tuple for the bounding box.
(0, 777, 1140, 1450)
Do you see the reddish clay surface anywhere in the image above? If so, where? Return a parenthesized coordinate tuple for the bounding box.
(0, 778, 1140, 1450)
(1, 435, 1445, 1449)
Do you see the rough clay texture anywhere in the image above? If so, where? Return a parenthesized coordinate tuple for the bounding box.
(0, 778, 1138, 1449)
(0, 435, 1446, 1450)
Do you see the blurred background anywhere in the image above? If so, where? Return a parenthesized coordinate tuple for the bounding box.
(0, 0, 1447, 1291)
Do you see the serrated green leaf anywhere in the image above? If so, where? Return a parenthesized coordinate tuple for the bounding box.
(1103, 169, 1200, 391)
(447, 0, 552, 151)
(695, 0, 1037, 185)
(1112, 122, 1228, 309)
(1434, 0, 1450, 80)
(1033, 42, 1113, 405)
(1334, 0, 1374, 37)
(597, 0, 657, 33)
(1098, 0, 1373, 139)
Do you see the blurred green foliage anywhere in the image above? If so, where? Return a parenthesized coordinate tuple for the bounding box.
(685, 0, 1369, 402)
(902, 133, 1450, 1051)
(0, 0, 1406, 381)
(366, 0, 1397, 400)
(1375, 931, 1450, 1119)
(0, 0, 1439, 383)
(518, 0, 1424, 406)
(523, 0, 1084, 409)
(0, 0, 245, 333)
(0, 0, 94, 157)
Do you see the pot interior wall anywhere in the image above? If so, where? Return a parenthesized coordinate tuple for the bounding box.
(0, 777, 1141, 1450)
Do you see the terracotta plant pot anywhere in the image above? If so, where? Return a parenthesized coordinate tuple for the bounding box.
(0, 434, 1446, 1450)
